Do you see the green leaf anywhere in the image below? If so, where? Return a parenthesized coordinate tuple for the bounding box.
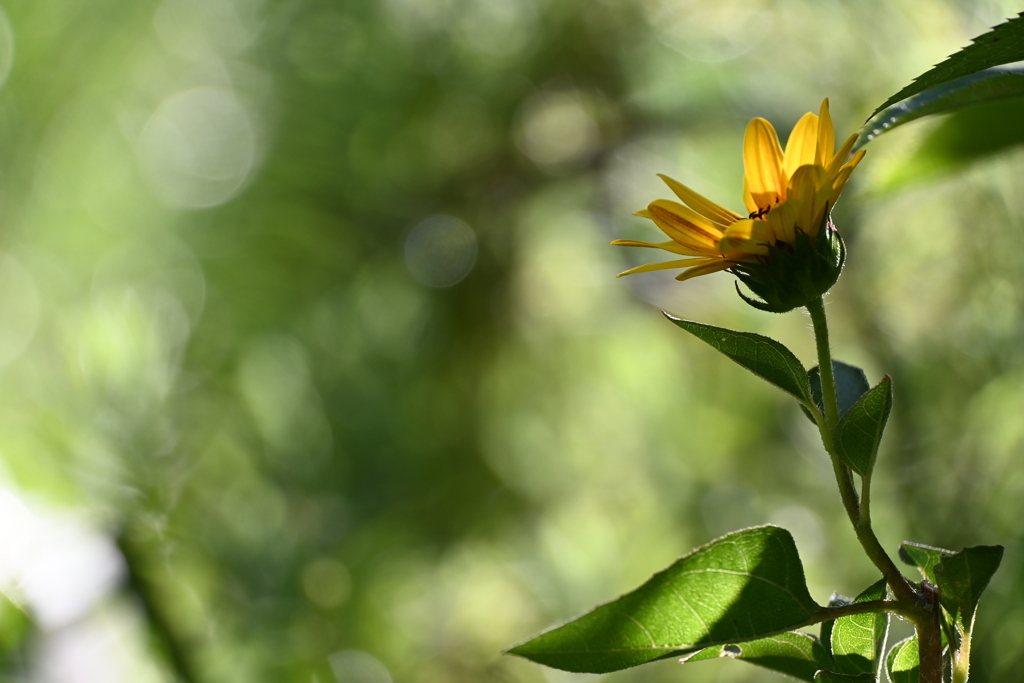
(869, 12, 1024, 119)
(805, 361, 870, 424)
(830, 579, 889, 677)
(833, 376, 893, 477)
(858, 66, 1024, 150)
(870, 98, 1024, 192)
(886, 636, 919, 683)
(814, 671, 874, 682)
(934, 545, 1004, 629)
(683, 631, 831, 682)
(507, 526, 822, 673)
(666, 315, 811, 404)
(898, 542, 953, 584)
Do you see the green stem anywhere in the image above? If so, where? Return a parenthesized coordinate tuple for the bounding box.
(805, 297, 918, 609)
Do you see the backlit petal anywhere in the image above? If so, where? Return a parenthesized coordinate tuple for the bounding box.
(658, 174, 741, 225)
(783, 113, 819, 179)
(743, 118, 785, 208)
(815, 98, 835, 167)
(616, 256, 723, 278)
(743, 177, 758, 215)
(647, 199, 724, 252)
(788, 165, 830, 236)
(720, 218, 772, 256)
(674, 260, 735, 281)
(826, 134, 858, 177)
(610, 238, 706, 256)
(765, 198, 801, 245)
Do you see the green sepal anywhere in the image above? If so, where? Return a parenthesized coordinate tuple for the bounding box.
(665, 315, 812, 404)
(801, 360, 870, 424)
(683, 631, 831, 682)
(886, 636, 919, 683)
(731, 217, 845, 314)
(833, 376, 893, 476)
(506, 526, 822, 674)
(830, 578, 889, 676)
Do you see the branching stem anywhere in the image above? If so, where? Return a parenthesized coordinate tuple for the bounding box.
(805, 297, 939, 681)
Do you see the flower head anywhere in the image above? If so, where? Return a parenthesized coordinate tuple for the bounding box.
(613, 99, 865, 311)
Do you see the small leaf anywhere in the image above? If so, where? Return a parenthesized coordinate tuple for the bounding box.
(507, 526, 822, 674)
(898, 542, 953, 585)
(833, 376, 893, 477)
(666, 315, 811, 404)
(869, 12, 1024, 119)
(683, 631, 831, 682)
(806, 361, 870, 421)
(858, 66, 1024, 150)
(830, 579, 889, 676)
(886, 636, 919, 683)
(814, 671, 874, 682)
(934, 545, 1004, 630)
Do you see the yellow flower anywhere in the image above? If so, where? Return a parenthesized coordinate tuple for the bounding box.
(613, 99, 865, 284)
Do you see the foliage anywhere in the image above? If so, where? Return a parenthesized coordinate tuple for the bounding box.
(510, 12, 1021, 683)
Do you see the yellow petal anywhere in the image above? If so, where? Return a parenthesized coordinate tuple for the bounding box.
(720, 218, 772, 256)
(816, 98, 835, 167)
(826, 134, 858, 177)
(783, 112, 819, 179)
(674, 260, 735, 281)
(788, 165, 831, 236)
(647, 199, 724, 252)
(658, 174, 741, 225)
(611, 238, 706, 256)
(743, 118, 785, 209)
(634, 208, 652, 218)
(764, 198, 801, 245)
(617, 256, 723, 278)
(742, 176, 759, 215)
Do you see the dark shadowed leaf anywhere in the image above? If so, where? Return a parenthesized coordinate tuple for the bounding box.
(870, 13, 1024, 118)
(830, 579, 888, 676)
(507, 526, 822, 673)
(666, 315, 811, 404)
(886, 636, 919, 683)
(833, 376, 893, 477)
(934, 545, 1004, 629)
(808, 361, 870, 420)
(683, 631, 831, 682)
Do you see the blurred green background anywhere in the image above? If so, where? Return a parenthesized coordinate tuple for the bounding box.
(0, 0, 1020, 681)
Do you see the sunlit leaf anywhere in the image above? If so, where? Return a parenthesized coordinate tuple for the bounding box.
(886, 636, 919, 683)
(814, 671, 874, 682)
(830, 579, 888, 676)
(683, 631, 831, 682)
(858, 66, 1024, 149)
(833, 376, 893, 477)
(869, 12, 1024, 118)
(507, 526, 822, 673)
(804, 361, 870, 424)
(666, 315, 811, 404)
(899, 542, 953, 585)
